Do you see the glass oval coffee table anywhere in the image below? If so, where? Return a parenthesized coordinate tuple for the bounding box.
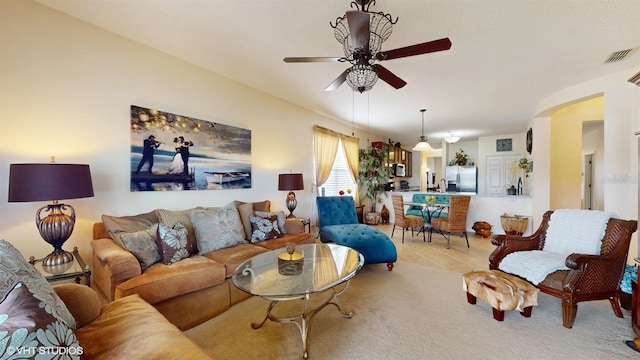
(232, 243, 364, 359)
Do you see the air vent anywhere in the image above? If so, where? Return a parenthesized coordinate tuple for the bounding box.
(604, 48, 634, 63)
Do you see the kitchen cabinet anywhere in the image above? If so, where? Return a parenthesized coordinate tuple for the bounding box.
(372, 142, 412, 177)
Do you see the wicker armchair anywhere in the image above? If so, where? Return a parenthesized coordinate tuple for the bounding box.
(490, 210, 637, 328)
(429, 195, 471, 249)
(390, 194, 425, 243)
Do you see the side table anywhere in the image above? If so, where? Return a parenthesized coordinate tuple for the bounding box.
(29, 247, 91, 286)
(299, 218, 311, 233)
(500, 215, 530, 236)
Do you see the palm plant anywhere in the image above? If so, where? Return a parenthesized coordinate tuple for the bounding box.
(357, 146, 391, 213)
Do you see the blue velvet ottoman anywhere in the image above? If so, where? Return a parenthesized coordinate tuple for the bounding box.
(316, 196, 397, 271)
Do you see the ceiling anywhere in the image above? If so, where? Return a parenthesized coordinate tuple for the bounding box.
(34, 0, 640, 148)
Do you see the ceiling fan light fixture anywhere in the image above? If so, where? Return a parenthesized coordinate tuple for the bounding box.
(346, 64, 378, 93)
(332, 6, 394, 60)
(413, 109, 433, 152)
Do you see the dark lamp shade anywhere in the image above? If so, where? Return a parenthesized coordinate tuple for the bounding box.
(8, 163, 94, 202)
(278, 173, 304, 191)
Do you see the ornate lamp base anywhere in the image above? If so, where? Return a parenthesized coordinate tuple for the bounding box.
(286, 191, 298, 219)
(43, 250, 74, 266)
(37, 202, 76, 266)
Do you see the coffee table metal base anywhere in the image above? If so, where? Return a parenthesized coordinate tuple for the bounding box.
(251, 282, 353, 359)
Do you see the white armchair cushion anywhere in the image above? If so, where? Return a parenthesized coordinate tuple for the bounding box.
(543, 209, 615, 256)
(499, 250, 569, 285)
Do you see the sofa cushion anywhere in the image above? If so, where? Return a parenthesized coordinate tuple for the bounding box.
(0, 239, 76, 330)
(156, 208, 199, 254)
(249, 214, 281, 242)
(157, 221, 192, 265)
(75, 295, 212, 359)
(119, 223, 161, 270)
(203, 244, 269, 278)
(0, 282, 81, 357)
(190, 204, 246, 254)
(235, 202, 255, 240)
(114, 255, 226, 305)
(102, 210, 159, 248)
(255, 211, 287, 234)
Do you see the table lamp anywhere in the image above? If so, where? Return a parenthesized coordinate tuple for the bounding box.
(8, 159, 94, 266)
(278, 173, 304, 218)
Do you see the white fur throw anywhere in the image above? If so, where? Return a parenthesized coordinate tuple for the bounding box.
(544, 209, 614, 256)
(499, 250, 570, 285)
(499, 209, 615, 285)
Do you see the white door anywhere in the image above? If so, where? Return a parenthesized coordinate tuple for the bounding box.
(486, 155, 522, 194)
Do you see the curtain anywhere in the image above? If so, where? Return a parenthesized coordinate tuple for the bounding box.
(340, 134, 360, 203)
(313, 126, 340, 190)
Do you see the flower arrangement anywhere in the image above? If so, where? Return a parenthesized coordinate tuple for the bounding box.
(518, 157, 532, 173)
(449, 149, 474, 166)
(339, 188, 352, 196)
(425, 195, 436, 205)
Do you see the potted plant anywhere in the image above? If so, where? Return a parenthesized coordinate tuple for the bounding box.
(357, 146, 391, 224)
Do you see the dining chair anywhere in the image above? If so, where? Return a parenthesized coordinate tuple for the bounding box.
(390, 194, 425, 243)
(429, 195, 471, 249)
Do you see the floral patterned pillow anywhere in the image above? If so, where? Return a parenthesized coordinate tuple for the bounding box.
(189, 203, 246, 254)
(157, 222, 192, 265)
(0, 282, 82, 358)
(249, 214, 282, 242)
(254, 211, 287, 234)
(0, 240, 76, 331)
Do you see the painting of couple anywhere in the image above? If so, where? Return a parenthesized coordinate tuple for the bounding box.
(168, 136, 193, 175)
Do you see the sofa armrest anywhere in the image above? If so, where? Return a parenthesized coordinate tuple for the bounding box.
(91, 238, 142, 302)
(54, 283, 101, 328)
(284, 218, 304, 234)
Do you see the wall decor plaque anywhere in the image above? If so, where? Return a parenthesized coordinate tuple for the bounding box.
(496, 138, 512, 152)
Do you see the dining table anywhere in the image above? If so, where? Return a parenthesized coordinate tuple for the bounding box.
(404, 201, 449, 229)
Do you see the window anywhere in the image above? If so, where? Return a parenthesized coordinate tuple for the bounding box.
(320, 139, 357, 197)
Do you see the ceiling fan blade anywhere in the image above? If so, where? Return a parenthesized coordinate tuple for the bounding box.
(373, 64, 407, 89)
(284, 57, 343, 63)
(325, 69, 349, 91)
(346, 10, 370, 53)
(376, 38, 452, 61)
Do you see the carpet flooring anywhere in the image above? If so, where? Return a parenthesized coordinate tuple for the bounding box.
(184, 261, 638, 360)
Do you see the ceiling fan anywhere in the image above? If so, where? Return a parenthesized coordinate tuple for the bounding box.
(284, 0, 452, 93)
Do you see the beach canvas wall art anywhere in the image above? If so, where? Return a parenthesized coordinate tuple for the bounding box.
(130, 105, 251, 191)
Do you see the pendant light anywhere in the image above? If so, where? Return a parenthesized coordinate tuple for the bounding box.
(412, 109, 434, 152)
(444, 132, 460, 144)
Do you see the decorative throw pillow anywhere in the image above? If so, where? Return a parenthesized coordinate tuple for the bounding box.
(0, 240, 76, 330)
(189, 203, 246, 254)
(255, 211, 287, 234)
(249, 214, 282, 242)
(156, 208, 199, 254)
(251, 200, 271, 212)
(102, 210, 159, 248)
(118, 224, 161, 270)
(235, 202, 255, 241)
(157, 222, 192, 265)
(0, 282, 81, 358)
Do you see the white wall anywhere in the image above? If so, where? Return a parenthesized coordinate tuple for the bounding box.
(534, 67, 640, 262)
(0, 1, 379, 261)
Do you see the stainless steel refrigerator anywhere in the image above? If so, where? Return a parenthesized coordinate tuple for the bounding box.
(445, 166, 477, 193)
